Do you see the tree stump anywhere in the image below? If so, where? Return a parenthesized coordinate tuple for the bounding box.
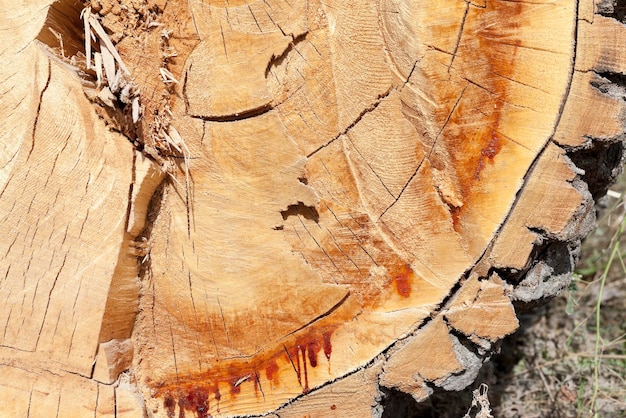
(1, 0, 624, 416)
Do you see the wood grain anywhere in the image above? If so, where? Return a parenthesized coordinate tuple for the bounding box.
(0, 0, 624, 416)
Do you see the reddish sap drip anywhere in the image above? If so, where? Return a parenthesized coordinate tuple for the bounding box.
(265, 359, 279, 382)
(286, 331, 336, 394)
(196, 388, 210, 418)
(474, 121, 504, 180)
(177, 387, 210, 418)
(322, 331, 332, 361)
(164, 396, 176, 418)
(253, 372, 259, 395)
(482, 133, 503, 159)
(229, 377, 242, 396)
(155, 327, 340, 412)
(307, 338, 321, 367)
(393, 264, 413, 298)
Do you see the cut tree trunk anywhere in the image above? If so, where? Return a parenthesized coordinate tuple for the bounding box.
(1, 0, 625, 416)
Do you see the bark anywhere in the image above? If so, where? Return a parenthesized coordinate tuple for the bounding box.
(0, 0, 624, 417)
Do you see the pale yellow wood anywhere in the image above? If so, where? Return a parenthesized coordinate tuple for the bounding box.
(554, 71, 626, 148)
(129, 0, 582, 413)
(96, 384, 117, 417)
(380, 316, 462, 400)
(127, 151, 165, 237)
(93, 339, 134, 384)
(0, 365, 104, 418)
(490, 143, 593, 271)
(445, 274, 519, 343)
(0, 1, 135, 380)
(577, 16, 626, 74)
(277, 362, 385, 418)
(1, 0, 625, 415)
(115, 384, 145, 418)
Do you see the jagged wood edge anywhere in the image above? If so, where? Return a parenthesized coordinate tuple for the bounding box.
(266, 2, 626, 416)
(2, 0, 625, 416)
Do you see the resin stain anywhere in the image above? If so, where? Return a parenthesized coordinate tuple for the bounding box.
(156, 327, 336, 416)
(474, 129, 504, 180)
(392, 264, 414, 298)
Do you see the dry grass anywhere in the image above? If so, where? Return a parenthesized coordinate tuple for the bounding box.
(464, 384, 495, 418)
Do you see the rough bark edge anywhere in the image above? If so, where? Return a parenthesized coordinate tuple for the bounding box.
(371, 68, 626, 418)
(273, 12, 626, 418)
(5, 1, 624, 416)
(371, 141, 625, 417)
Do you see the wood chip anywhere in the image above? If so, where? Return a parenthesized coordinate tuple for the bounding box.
(159, 67, 179, 84)
(132, 97, 141, 123)
(100, 45, 116, 89)
(167, 125, 189, 156)
(94, 52, 103, 87)
(88, 15, 130, 76)
(97, 87, 116, 108)
(81, 7, 92, 69)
